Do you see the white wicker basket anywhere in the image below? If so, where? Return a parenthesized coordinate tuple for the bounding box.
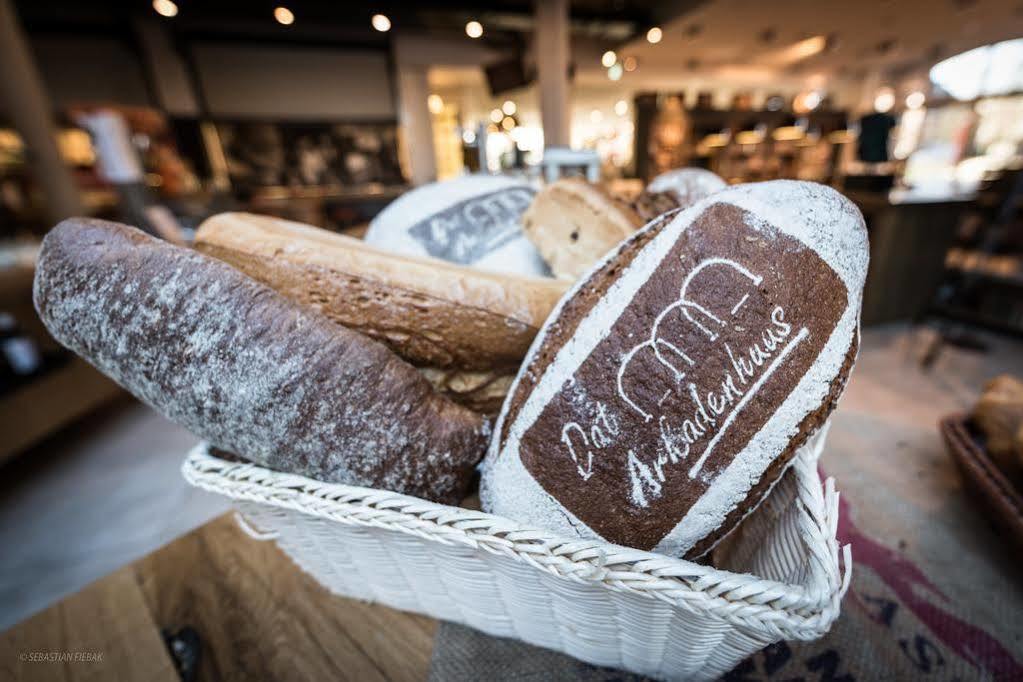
(182, 440, 851, 681)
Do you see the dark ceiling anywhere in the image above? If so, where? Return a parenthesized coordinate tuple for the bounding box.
(13, 1, 687, 49)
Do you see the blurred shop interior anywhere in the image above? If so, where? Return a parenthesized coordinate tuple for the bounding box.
(1, 0, 1023, 461)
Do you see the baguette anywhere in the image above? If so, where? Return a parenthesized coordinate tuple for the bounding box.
(33, 218, 489, 504)
(195, 213, 568, 373)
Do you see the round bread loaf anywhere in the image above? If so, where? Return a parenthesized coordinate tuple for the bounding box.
(366, 174, 550, 277)
(647, 167, 726, 208)
(482, 180, 868, 557)
(34, 218, 489, 504)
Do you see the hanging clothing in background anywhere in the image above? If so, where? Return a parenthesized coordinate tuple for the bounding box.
(857, 112, 897, 163)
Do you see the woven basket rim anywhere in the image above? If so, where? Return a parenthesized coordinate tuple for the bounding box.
(182, 443, 851, 640)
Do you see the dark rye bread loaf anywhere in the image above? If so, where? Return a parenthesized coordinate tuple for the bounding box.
(481, 180, 868, 558)
(33, 218, 489, 504)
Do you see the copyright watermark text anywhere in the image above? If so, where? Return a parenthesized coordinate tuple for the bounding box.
(19, 651, 103, 663)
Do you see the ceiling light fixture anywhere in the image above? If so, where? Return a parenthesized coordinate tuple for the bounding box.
(501, 116, 515, 131)
(371, 14, 391, 32)
(428, 95, 444, 114)
(274, 6, 295, 25)
(490, 108, 503, 123)
(614, 100, 628, 116)
(466, 20, 483, 39)
(152, 0, 177, 17)
(874, 87, 895, 113)
(607, 63, 623, 81)
(769, 35, 827, 65)
(905, 91, 926, 109)
(502, 100, 516, 115)
(646, 27, 662, 44)
(601, 50, 617, 68)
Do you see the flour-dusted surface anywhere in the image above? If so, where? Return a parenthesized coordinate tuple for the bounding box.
(482, 180, 868, 557)
(33, 219, 489, 504)
(647, 167, 727, 208)
(365, 174, 550, 278)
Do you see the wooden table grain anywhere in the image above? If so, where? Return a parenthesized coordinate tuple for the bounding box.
(0, 514, 437, 682)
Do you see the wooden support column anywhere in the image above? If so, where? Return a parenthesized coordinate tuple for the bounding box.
(395, 63, 437, 186)
(535, 0, 571, 149)
(0, 0, 83, 223)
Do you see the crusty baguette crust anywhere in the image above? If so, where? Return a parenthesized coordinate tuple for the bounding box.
(195, 213, 568, 371)
(34, 218, 489, 504)
(522, 178, 644, 280)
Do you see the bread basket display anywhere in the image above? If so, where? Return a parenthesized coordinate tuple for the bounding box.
(32, 175, 867, 680)
(183, 436, 850, 682)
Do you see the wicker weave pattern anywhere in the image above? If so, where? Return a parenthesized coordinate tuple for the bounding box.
(183, 442, 850, 681)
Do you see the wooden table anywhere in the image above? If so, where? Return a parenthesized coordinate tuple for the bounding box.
(0, 514, 436, 682)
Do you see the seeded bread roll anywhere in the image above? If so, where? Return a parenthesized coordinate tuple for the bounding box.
(195, 213, 568, 373)
(522, 178, 645, 280)
(33, 218, 489, 504)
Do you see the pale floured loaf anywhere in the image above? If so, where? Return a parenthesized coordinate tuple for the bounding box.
(34, 218, 489, 504)
(195, 213, 569, 377)
(522, 178, 645, 280)
(647, 167, 727, 207)
(365, 174, 550, 277)
(481, 180, 869, 558)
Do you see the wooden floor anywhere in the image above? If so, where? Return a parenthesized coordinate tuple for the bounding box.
(0, 514, 437, 681)
(0, 399, 228, 631)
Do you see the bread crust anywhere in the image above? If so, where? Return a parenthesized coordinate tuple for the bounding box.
(195, 213, 568, 372)
(34, 218, 489, 504)
(522, 178, 644, 280)
(489, 181, 866, 558)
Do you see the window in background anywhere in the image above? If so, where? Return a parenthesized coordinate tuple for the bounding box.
(930, 38, 1023, 101)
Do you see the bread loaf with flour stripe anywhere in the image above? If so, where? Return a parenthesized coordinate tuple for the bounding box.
(482, 180, 868, 557)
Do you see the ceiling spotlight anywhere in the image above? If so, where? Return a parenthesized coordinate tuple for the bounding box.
(623, 56, 638, 72)
(428, 94, 444, 115)
(371, 14, 391, 32)
(152, 0, 177, 17)
(646, 27, 662, 44)
(905, 91, 926, 109)
(874, 87, 895, 113)
(274, 6, 294, 25)
(607, 63, 623, 81)
(601, 50, 617, 68)
(501, 116, 515, 131)
(490, 108, 503, 123)
(502, 100, 516, 115)
(466, 20, 483, 39)
(614, 99, 628, 116)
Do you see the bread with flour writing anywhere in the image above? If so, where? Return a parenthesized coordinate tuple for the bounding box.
(365, 174, 550, 278)
(481, 180, 868, 558)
